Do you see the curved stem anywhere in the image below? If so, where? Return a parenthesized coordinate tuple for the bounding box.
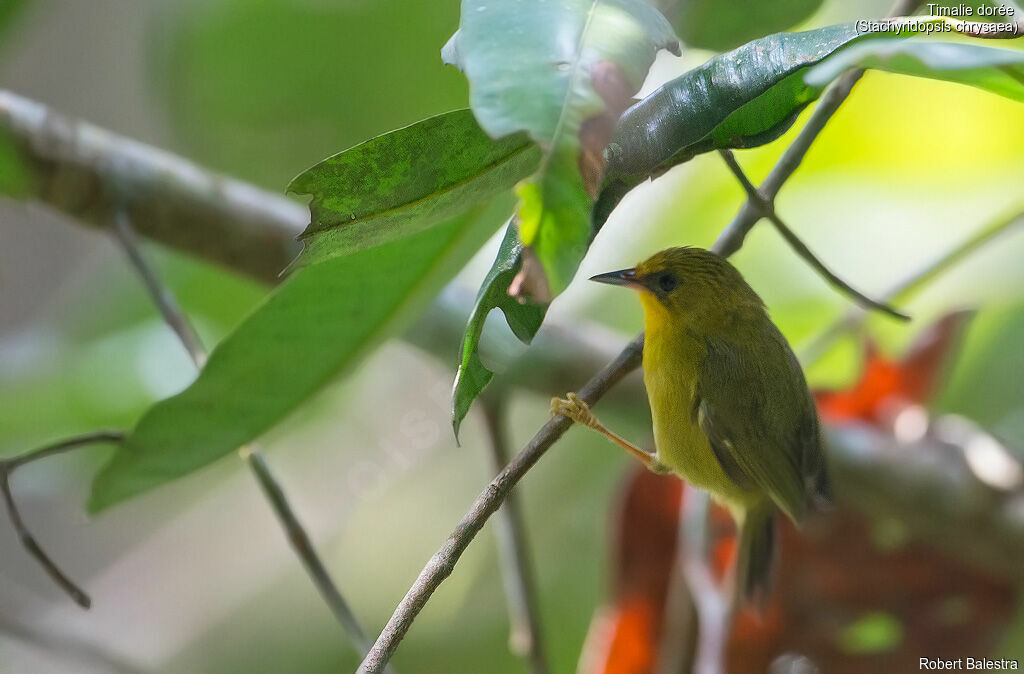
(1, 431, 125, 608)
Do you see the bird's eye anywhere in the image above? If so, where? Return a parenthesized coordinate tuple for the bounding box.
(658, 273, 678, 293)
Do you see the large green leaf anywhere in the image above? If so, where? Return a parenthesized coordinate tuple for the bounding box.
(804, 39, 1024, 102)
(605, 22, 866, 179)
(605, 22, 1024, 187)
(452, 220, 546, 437)
(658, 0, 825, 52)
(443, 0, 679, 296)
(88, 201, 509, 512)
(290, 109, 540, 267)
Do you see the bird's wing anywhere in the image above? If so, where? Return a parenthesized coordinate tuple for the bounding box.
(696, 329, 820, 522)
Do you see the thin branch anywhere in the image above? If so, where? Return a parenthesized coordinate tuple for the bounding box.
(480, 397, 549, 674)
(0, 431, 125, 608)
(357, 336, 644, 673)
(111, 211, 207, 368)
(110, 211, 379, 665)
(799, 207, 1024, 365)
(241, 447, 377, 660)
(717, 149, 908, 321)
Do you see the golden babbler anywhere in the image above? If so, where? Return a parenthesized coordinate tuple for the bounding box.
(553, 247, 832, 600)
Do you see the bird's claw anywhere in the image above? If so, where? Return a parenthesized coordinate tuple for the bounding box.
(550, 392, 597, 428)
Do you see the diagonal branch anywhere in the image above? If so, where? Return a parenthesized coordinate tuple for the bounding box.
(717, 149, 908, 321)
(110, 212, 379, 665)
(0, 431, 125, 608)
(357, 336, 644, 673)
(481, 397, 549, 674)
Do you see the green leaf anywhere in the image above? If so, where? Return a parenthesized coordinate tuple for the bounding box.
(444, 0, 679, 296)
(452, 220, 546, 437)
(804, 40, 1024, 102)
(606, 22, 867, 179)
(290, 109, 540, 267)
(88, 201, 509, 512)
(605, 22, 1024, 186)
(659, 0, 825, 52)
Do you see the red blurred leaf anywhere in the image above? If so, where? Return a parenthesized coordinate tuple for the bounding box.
(814, 311, 973, 424)
(583, 466, 1015, 673)
(725, 512, 1016, 673)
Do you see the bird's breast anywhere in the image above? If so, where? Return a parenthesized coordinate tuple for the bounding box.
(642, 326, 752, 505)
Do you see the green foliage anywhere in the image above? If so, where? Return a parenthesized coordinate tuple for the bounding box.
(606, 23, 1024, 186)
(605, 22, 869, 180)
(452, 221, 546, 436)
(153, 0, 469, 188)
(663, 0, 825, 51)
(805, 40, 1024, 102)
(88, 203, 508, 511)
(290, 110, 539, 267)
(443, 0, 679, 295)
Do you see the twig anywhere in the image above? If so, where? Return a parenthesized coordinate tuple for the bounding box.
(111, 211, 207, 367)
(357, 336, 644, 673)
(717, 149, 908, 321)
(0, 431, 125, 608)
(799, 207, 1024, 365)
(480, 397, 549, 674)
(241, 447, 376, 659)
(110, 211, 379, 665)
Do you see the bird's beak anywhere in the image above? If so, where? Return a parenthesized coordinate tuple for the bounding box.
(589, 267, 642, 289)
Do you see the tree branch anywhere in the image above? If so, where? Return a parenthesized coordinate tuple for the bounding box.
(717, 149, 908, 321)
(357, 336, 644, 673)
(481, 397, 549, 674)
(0, 90, 303, 283)
(0, 431, 125, 608)
(110, 212, 379, 665)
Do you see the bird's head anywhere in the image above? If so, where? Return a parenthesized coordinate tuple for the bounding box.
(590, 247, 762, 327)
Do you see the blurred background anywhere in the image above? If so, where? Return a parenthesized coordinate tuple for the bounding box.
(0, 0, 1022, 672)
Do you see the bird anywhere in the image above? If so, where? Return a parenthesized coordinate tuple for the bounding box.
(551, 246, 832, 602)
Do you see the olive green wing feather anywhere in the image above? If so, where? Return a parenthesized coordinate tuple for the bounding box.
(696, 329, 823, 522)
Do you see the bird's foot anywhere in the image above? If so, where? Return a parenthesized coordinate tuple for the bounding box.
(550, 392, 597, 428)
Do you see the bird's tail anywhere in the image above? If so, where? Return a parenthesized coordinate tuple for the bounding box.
(735, 507, 776, 604)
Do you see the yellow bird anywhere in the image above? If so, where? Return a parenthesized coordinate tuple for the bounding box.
(552, 246, 832, 600)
